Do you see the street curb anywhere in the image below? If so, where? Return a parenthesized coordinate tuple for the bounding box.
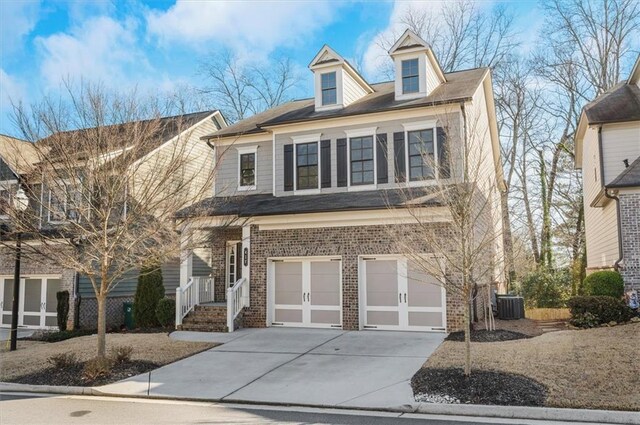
(1, 382, 638, 424)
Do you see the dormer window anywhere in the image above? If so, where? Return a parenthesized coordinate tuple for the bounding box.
(321, 72, 337, 106)
(402, 59, 419, 94)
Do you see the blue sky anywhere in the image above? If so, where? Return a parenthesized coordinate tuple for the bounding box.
(0, 1, 540, 136)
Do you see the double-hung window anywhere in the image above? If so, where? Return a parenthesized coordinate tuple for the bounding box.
(407, 129, 435, 181)
(238, 147, 257, 190)
(321, 72, 337, 106)
(402, 59, 419, 94)
(350, 136, 374, 185)
(296, 142, 318, 190)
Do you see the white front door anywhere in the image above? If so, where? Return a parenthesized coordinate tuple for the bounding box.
(0, 276, 62, 329)
(361, 256, 446, 332)
(269, 257, 342, 328)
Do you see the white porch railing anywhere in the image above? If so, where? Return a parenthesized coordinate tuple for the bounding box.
(175, 276, 214, 327)
(226, 277, 249, 332)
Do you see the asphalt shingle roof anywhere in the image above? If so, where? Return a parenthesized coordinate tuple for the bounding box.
(607, 156, 640, 189)
(205, 67, 488, 139)
(583, 83, 640, 125)
(177, 187, 444, 218)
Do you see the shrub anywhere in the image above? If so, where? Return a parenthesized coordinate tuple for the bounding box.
(111, 345, 133, 364)
(48, 353, 78, 368)
(133, 264, 164, 327)
(568, 296, 634, 327)
(518, 269, 571, 308)
(583, 271, 624, 298)
(156, 298, 175, 327)
(83, 357, 113, 381)
(56, 290, 70, 331)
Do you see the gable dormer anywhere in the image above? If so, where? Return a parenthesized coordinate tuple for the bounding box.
(309, 45, 373, 112)
(389, 29, 446, 101)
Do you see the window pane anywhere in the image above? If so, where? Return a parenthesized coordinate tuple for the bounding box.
(240, 153, 256, 186)
(296, 142, 319, 190)
(402, 59, 419, 77)
(321, 72, 336, 89)
(403, 76, 419, 94)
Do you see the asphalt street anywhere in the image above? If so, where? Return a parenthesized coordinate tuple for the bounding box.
(0, 392, 612, 425)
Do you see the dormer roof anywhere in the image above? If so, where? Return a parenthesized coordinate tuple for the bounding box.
(388, 29, 430, 54)
(309, 45, 374, 93)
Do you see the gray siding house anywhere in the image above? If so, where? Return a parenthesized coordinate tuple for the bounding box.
(176, 30, 505, 333)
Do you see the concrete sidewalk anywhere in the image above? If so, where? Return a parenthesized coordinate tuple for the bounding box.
(99, 328, 445, 409)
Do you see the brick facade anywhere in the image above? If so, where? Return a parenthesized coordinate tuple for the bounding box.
(244, 223, 473, 331)
(0, 247, 76, 329)
(620, 193, 640, 290)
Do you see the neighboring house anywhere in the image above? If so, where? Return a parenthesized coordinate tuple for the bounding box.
(0, 111, 227, 330)
(575, 54, 640, 291)
(176, 30, 505, 333)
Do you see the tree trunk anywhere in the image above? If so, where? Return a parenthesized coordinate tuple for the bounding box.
(464, 299, 472, 377)
(96, 293, 107, 358)
(500, 189, 516, 291)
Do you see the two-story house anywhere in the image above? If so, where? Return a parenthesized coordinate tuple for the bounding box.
(575, 54, 640, 292)
(176, 30, 505, 333)
(0, 111, 226, 330)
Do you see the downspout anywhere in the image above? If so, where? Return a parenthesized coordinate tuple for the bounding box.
(598, 126, 623, 271)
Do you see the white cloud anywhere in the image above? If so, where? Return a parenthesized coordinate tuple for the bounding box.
(0, 68, 27, 131)
(0, 0, 41, 54)
(35, 16, 150, 88)
(145, 1, 337, 60)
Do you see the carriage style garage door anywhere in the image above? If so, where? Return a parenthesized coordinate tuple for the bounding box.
(0, 276, 62, 329)
(360, 256, 446, 332)
(268, 257, 342, 328)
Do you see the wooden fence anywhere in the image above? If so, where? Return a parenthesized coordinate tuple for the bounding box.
(525, 308, 571, 321)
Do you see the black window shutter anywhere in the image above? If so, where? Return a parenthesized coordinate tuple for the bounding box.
(321, 139, 331, 188)
(393, 132, 406, 183)
(437, 127, 450, 179)
(284, 144, 294, 191)
(376, 133, 388, 184)
(336, 138, 347, 187)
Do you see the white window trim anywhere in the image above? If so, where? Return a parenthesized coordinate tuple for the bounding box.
(47, 186, 68, 224)
(320, 71, 338, 107)
(404, 123, 438, 186)
(315, 66, 344, 112)
(292, 134, 322, 195)
(346, 127, 378, 191)
(394, 53, 426, 101)
(237, 146, 257, 192)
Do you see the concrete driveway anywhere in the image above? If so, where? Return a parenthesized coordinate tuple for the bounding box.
(100, 328, 445, 409)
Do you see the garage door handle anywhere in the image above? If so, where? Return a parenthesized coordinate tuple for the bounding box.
(404, 293, 407, 303)
(399, 293, 402, 303)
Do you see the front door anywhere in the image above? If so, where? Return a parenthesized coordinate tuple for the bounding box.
(226, 241, 242, 287)
(361, 256, 446, 332)
(269, 257, 342, 328)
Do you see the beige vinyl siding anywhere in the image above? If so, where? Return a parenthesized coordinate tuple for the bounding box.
(341, 70, 368, 106)
(424, 58, 441, 96)
(215, 140, 273, 196)
(272, 112, 461, 197)
(582, 127, 620, 269)
(601, 122, 640, 185)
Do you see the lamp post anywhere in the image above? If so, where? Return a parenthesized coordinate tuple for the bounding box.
(10, 186, 29, 351)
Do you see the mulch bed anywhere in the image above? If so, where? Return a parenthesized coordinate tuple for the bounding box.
(412, 367, 547, 406)
(9, 360, 159, 387)
(446, 329, 531, 342)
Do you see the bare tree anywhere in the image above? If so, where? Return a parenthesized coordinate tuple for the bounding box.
(199, 49, 301, 123)
(2, 82, 219, 358)
(387, 106, 504, 376)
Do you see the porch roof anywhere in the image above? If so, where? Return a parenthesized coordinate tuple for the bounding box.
(176, 187, 444, 219)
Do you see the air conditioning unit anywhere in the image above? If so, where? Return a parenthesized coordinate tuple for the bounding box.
(496, 295, 525, 320)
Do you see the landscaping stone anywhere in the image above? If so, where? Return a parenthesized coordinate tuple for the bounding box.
(411, 367, 547, 407)
(414, 393, 460, 404)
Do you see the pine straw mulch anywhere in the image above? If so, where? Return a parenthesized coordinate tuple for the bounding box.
(416, 322, 640, 411)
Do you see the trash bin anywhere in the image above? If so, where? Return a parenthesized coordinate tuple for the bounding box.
(123, 302, 134, 330)
(496, 295, 525, 320)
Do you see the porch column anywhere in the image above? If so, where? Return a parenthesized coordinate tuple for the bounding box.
(179, 230, 193, 288)
(242, 224, 251, 305)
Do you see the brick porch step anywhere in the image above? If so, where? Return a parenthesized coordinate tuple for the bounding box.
(179, 304, 228, 332)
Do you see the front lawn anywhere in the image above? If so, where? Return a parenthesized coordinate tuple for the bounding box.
(413, 322, 640, 411)
(1, 333, 215, 386)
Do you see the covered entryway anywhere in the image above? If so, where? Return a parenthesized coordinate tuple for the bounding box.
(360, 256, 446, 332)
(268, 257, 342, 328)
(0, 275, 62, 329)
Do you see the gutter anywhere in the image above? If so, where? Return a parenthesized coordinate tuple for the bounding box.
(598, 126, 623, 270)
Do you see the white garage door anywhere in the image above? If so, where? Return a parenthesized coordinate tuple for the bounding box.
(269, 257, 342, 328)
(361, 256, 446, 332)
(0, 276, 62, 329)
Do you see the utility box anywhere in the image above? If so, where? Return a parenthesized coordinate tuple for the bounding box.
(123, 302, 135, 330)
(497, 296, 525, 320)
